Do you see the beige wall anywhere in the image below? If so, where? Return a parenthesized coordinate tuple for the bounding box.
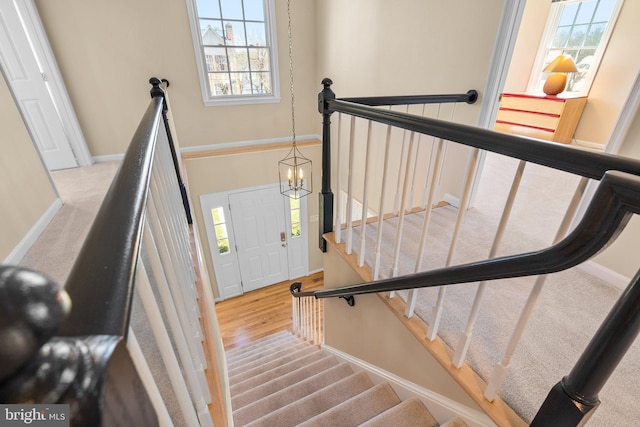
(35, 0, 321, 298)
(184, 142, 322, 299)
(503, 0, 640, 278)
(504, 0, 640, 146)
(35, 0, 319, 157)
(0, 73, 57, 262)
(323, 244, 482, 410)
(315, 0, 504, 201)
(591, 104, 640, 278)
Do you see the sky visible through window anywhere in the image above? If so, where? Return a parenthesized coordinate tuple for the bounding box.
(195, 0, 272, 98)
(534, 0, 618, 94)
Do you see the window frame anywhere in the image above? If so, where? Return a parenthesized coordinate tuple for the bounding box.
(185, 0, 280, 106)
(526, 0, 624, 97)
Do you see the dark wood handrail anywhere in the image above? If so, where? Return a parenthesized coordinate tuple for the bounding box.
(327, 97, 640, 181)
(58, 87, 164, 337)
(295, 170, 640, 301)
(339, 90, 478, 106)
(315, 79, 640, 424)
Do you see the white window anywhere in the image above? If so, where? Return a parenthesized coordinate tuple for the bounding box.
(187, 0, 280, 106)
(289, 197, 301, 237)
(211, 207, 231, 254)
(528, 0, 624, 96)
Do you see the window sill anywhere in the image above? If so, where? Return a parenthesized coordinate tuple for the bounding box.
(202, 94, 281, 107)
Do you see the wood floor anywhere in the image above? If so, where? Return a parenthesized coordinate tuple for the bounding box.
(215, 272, 324, 350)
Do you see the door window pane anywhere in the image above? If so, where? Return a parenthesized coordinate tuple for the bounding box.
(211, 207, 232, 254)
(289, 198, 301, 238)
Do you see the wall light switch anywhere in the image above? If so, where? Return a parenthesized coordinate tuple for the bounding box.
(310, 214, 319, 222)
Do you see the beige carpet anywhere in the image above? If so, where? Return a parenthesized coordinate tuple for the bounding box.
(226, 331, 466, 427)
(18, 160, 189, 426)
(20, 161, 120, 286)
(349, 151, 640, 426)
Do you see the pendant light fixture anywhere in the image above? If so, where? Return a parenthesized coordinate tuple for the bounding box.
(279, 0, 312, 200)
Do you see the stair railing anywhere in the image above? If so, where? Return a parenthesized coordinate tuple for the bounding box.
(309, 78, 640, 426)
(0, 79, 221, 426)
(291, 282, 324, 345)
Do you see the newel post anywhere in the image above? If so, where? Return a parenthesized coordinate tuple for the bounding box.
(318, 78, 335, 252)
(532, 268, 640, 426)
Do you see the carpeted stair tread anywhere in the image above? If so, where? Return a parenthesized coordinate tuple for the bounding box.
(226, 331, 295, 361)
(235, 362, 355, 426)
(227, 334, 301, 365)
(231, 355, 342, 410)
(358, 397, 439, 427)
(228, 341, 307, 376)
(229, 345, 318, 385)
(230, 350, 327, 396)
(241, 371, 374, 427)
(439, 416, 469, 427)
(297, 383, 401, 427)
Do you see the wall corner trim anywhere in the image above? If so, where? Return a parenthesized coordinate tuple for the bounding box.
(322, 345, 494, 426)
(93, 154, 125, 163)
(179, 134, 322, 155)
(3, 198, 62, 264)
(577, 260, 631, 291)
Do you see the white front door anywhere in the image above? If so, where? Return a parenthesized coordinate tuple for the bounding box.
(229, 186, 289, 293)
(0, 0, 77, 170)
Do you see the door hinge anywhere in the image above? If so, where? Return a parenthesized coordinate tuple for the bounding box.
(41, 72, 47, 82)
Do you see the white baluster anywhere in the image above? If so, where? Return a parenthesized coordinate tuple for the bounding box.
(312, 297, 317, 345)
(453, 160, 526, 367)
(484, 177, 589, 400)
(373, 126, 392, 280)
(335, 113, 343, 244)
(127, 329, 173, 427)
(134, 262, 202, 427)
(345, 116, 356, 254)
(358, 120, 373, 267)
(405, 138, 446, 318)
(393, 105, 411, 215)
(427, 147, 480, 341)
(406, 104, 427, 212)
(142, 221, 211, 404)
(147, 193, 205, 370)
(292, 295, 298, 335)
(390, 132, 417, 280)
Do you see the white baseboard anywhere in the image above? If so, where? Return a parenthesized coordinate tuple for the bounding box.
(322, 345, 494, 427)
(573, 139, 605, 151)
(179, 134, 321, 154)
(578, 260, 631, 291)
(443, 193, 461, 209)
(4, 198, 63, 264)
(307, 267, 324, 275)
(93, 153, 125, 162)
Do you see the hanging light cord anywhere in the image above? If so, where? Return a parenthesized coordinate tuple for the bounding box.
(287, 0, 296, 147)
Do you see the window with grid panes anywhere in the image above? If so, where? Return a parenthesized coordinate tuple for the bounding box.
(528, 0, 623, 96)
(188, 0, 279, 105)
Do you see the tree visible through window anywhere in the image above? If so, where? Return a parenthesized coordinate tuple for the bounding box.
(529, 0, 623, 96)
(290, 198, 301, 237)
(211, 207, 231, 254)
(189, 0, 278, 104)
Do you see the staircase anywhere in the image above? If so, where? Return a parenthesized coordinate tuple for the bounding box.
(227, 331, 472, 426)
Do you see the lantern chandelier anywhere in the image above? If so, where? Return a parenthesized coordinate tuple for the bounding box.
(279, 0, 312, 200)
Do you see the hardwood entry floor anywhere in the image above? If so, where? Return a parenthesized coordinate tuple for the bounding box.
(215, 272, 324, 350)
